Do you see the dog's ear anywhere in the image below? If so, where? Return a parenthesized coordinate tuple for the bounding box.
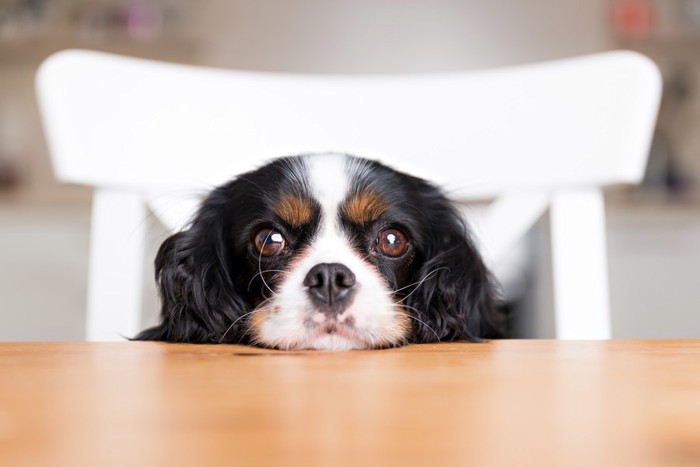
(134, 192, 250, 343)
(405, 205, 503, 342)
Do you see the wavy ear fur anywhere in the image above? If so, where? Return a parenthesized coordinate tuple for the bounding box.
(405, 203, 503, 342)
(134, 189, 250, 343)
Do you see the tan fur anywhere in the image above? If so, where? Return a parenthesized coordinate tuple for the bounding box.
(342, 191, 387, 225)
(274, 196, 313, 227)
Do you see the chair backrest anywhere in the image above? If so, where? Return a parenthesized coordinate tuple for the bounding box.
(38, 49, 659, 200)
(36, 49, 661, 341)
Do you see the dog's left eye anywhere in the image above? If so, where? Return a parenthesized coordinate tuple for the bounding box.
(377, 228, 409, 257)
(253, 228, 286, 257)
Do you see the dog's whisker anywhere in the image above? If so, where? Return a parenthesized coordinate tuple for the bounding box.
(392, 267, 448, 294)
(395, 267, 450, 302)
(247, 269, 285, 292)
(395, 304, 442, 343)
(237, 314, 259, 344)
(219, 310, 259, 343)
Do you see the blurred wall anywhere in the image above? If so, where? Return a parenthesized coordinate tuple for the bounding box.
(193, 0, 612, 73)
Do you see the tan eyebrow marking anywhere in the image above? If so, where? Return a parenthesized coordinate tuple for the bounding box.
(274, 195, 314, 227)
(342, 191, 387, 225)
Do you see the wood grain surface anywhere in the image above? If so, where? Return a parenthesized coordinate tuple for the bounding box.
(1, 340, 699, 467)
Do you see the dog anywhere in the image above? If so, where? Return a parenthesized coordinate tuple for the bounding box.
(135, 153, 501, 350)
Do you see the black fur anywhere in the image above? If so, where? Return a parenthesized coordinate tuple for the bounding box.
(135, 155, 502, 346)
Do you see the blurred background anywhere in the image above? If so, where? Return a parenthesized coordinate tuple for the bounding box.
(1, 0, 698, 341)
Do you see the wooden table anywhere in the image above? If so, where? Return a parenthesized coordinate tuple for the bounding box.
(1, 341, 699, 467)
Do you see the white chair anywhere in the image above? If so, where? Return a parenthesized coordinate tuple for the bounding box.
(36, 49, 661, 341)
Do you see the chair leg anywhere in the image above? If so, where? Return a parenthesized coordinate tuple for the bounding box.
(550, 188, 612, 339)
(85, 189, 147, 341)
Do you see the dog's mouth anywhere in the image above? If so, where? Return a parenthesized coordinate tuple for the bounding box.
(296, 312, 372, 349)
(314, 322, 358, 341)
(307, 312, 360, 337)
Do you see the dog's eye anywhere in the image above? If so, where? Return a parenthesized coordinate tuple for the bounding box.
(378, 228, 409, 257)
(253, 229, 286, 257)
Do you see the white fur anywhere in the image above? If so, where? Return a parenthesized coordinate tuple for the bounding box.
(255, 154, 405, 350)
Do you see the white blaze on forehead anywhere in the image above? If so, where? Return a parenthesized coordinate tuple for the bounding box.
(306, 153, 350, 234)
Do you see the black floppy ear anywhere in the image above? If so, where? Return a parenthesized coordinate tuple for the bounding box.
(134, 193, 250, 343)
(405, 206, 502, 343)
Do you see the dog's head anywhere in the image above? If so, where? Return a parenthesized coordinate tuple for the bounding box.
(136, 154, 500, 350)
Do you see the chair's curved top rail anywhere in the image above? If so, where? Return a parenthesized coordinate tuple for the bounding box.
(37, 49, 661, 200)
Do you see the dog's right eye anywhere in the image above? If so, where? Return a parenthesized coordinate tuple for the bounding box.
(253, 229, 286, 257)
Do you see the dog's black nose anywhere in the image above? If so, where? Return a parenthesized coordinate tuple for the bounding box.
(303, 263, 356, 313)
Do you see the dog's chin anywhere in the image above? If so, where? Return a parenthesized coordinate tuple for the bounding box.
(255, 326, 374, 351)
(306, 332, 367, 351)
(249, 308, 408, 351)
(262, 332, 379, 351)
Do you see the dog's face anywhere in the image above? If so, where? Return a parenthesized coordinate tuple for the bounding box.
(137, 154, 498, 350)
